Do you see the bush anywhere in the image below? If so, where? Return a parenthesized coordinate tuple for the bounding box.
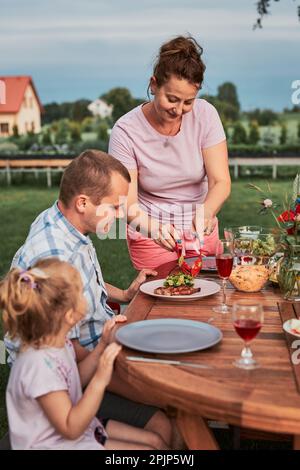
(279, 124, 288, 145)
(228, 144, 300, 157)
(232, 123, 248, 144)
(74, 139, 108, 153)
(248, 121, 260, 145)
(18, 133, 40, 151)
(69, 122, 81, 142)
(0, 142, 19, 154)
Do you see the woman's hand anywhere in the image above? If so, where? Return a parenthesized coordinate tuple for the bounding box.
(100, 315, 127, 346)
(124, 269, 158, 301)
(95, 342, 122, 387)
(153, 223, 181, 251)
(193, 206, 216, 238)
(203, 209, 217, 236)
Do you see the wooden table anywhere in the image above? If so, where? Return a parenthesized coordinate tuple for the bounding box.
(114, 260, 300, 450)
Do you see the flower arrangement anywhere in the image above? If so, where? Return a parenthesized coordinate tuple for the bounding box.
(248, 174, 300, 299)
(248, 174, 300, 247)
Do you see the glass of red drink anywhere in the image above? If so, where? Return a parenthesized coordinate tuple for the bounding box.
(212, 239, 234, 314)
(232, 301, 264, 369)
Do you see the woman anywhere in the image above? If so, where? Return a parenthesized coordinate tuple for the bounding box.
(109, 35, 231, 270)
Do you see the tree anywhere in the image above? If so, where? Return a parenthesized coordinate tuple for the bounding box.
(202, 95, 239, 121)
(248, 121, 260, 145)
(101, 87, 140, 123)
(298, 122, 300, 142)
(217, 82, 240, 112)
(279, 123, 288, 145)
(254, 0, 300, 29)
(43, 100, 92, 124)
(246, 108, 277, 126)
(70, 100, 92, 122)
(232, 122, 248, 144)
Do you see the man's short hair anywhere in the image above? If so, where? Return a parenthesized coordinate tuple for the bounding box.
(59, 149, 131, 207)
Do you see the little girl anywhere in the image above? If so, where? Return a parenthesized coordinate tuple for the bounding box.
(0, 258, 168, 450)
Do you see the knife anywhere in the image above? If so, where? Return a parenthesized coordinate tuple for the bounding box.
(126, 356, 213, 369)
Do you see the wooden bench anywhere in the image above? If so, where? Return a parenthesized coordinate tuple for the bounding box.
(0, 159, 72, 187)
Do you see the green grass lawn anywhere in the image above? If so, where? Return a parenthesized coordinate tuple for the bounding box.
(0, 179, 293, 443)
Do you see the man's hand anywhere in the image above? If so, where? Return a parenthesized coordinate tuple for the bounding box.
(124, 269, 158, 302)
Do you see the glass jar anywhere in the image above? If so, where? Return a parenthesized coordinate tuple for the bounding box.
(278, 244, 300, 301)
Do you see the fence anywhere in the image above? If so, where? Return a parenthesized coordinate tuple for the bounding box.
(0, 156, 300, 186)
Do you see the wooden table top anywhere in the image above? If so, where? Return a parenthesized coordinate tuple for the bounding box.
(115, 260, 300, 436)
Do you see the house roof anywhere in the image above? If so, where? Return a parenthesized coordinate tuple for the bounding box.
(0, 76, 43, 114)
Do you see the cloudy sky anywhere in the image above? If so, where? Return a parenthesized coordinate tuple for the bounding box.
(1, 0, 299, 110)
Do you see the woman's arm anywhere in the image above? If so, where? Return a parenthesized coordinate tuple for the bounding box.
(126, 169, 180, 250)
(197, 140, 231, 233)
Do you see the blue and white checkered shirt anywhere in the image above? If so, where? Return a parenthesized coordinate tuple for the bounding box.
(5, 201, 114, 362)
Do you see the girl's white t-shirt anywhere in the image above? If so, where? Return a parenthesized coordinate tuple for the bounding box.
(6, 340, 106, 450)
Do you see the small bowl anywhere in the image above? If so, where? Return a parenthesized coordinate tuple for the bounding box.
(224, 226, 270, 241)
(229, 264, 270, 292)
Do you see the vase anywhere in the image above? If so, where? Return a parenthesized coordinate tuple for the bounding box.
(278, 244, 300, 301)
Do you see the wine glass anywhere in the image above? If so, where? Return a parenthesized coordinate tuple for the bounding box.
(232, 301, 264, 369)
(212, 239, 234, 314)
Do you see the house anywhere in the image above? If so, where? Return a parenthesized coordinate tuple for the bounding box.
(87, 98, 113, 118)
(0, 76, 43, 136)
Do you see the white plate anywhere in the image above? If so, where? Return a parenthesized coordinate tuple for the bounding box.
(116, 318, 222, 353)
(283, 319, 300, 338)
(140, 278, 220, 301)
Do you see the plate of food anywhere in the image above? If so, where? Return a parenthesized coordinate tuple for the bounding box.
(115, 318, 222, 353)
(140, 273, 220, 300)
(283, 318, 300, 337)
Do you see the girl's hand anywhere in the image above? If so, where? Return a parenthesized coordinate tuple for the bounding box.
(95, 342, 122, 386)
(101, 315, 127, 346)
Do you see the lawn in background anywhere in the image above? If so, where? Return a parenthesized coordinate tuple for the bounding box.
(0, 179, 293, 443)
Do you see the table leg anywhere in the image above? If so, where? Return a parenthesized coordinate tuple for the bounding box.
(293, 435, 300, 450)
(176, 411, 219, 450)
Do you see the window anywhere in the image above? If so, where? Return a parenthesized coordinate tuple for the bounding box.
(29, 97, 33, 108)
(31, 121, 35, 132)
(0, 123, 9, 134)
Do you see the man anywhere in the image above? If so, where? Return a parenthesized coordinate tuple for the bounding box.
(5, 149, 172, 445)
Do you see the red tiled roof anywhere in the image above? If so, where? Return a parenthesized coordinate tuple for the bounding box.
(0, 76, 43, 114)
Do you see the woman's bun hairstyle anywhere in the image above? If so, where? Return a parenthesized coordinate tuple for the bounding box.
(153, 35, 206, 88)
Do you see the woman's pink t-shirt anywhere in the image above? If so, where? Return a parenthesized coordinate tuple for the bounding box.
(109, 99, 226, 230)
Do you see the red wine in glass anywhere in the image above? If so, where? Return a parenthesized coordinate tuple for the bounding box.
(234, 319, 262, 342)
(213, 240, 234, 314)
(216, 255, 233, 279)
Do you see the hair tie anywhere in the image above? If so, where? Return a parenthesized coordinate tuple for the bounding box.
(19, 270, 38, 290)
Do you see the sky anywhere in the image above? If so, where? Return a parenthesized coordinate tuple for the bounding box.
(1, 0, 300, 111)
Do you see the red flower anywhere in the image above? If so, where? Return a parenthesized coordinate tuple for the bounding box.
(296, 204, 300, 214)
(277, 210, 295, 223)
